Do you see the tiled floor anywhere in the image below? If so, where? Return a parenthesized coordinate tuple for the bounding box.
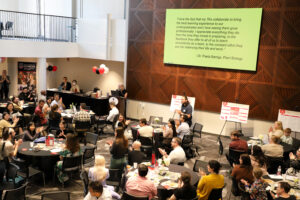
(23, 129, 240, 200)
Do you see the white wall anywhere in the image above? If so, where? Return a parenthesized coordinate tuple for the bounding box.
(0, 0, 18, 11)
(126, 99, 273, 137)
(81, 0, 125, 19)
(46, 58, 124, 94)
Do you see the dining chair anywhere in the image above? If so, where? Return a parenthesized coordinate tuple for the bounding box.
(82, 146, 96, 167)
(2, 182, 28, 200)
(208, 187, 223, 200)
(122, 191, 148, 200)
(85, 132, 98, 147)
(12, 156, 45, 187)
(106, 168, 124, 192)
(80, 170, 89, 197)
(41, 191, 70, 200)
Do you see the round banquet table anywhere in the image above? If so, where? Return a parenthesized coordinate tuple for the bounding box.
(17, 141, 86, 179)
(126, 164, 200, 200)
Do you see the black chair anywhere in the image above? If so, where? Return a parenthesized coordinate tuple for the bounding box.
(85, 132, 98, 147)
(140, 145, 153, 161)
(75, 121, 91, 133)
(82, 146, 96, 167)
(226, 148, 247, 167)
(191, 123, 203, 139)
(131, 127, 138, 141)
(182, 135, 195, 159)
(122, 191, 148, 200)
(106, 168, 123, 192)
(80, 170, 89, 197)
(95, 117, 107, 135)
(12, 157, 45, 187)
(265, 156, 284, 174)
(48, 119, 60, 131)
(218, 137, 224, 156)
(5, 162, 23, 189)
(208, 187, 223, 200)
(2, 182, 27, 200)
(193, 160, 202, 172)
(177, 162, 184, 166)
(139, 136, 153, 146)
(54, 155, 82, 187)
(41, 191, 70, 200)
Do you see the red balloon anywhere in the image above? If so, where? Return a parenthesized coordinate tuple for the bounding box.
(99, 68, 105, 74)
(92, 66, 97, 73)
(52, 66, 57, 71)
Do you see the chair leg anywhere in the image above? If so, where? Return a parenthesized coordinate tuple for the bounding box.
(42, 172, 45, 187)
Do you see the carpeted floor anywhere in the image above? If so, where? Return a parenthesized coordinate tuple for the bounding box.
(22, 127, 240, 200)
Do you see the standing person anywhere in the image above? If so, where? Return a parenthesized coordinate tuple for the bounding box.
(107, 127, 128, 169)
(60, 77, 71, 91)
(118, 83, 128, 98)
(114, 114, 130, 130)
(176, 96, 193, 126)
(169, 171, 197, 200)
(0, 70, 10, 100)
(71, 80, 80, 93)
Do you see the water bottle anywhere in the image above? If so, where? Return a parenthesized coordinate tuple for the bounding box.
(277, 166, 281, 175)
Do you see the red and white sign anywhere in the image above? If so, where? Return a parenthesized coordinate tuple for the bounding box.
(170, 95, 195, 113)
(220, 102, 249, 123)
(278, 109, 300, 132)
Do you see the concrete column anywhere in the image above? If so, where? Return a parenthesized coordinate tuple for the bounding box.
(37, 58, 47, 99)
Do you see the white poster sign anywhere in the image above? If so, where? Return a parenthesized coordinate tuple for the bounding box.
(278, 109, 300, 132)
(220, 102, 249, 123)
(170, 95, 195, 113)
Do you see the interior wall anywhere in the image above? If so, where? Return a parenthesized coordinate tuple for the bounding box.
(82, 0, 125, 19)
(127, 0, 300, 122)
(46, 58, 124, 95)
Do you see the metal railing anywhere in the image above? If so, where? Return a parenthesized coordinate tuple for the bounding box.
(0, 10, 76, 42)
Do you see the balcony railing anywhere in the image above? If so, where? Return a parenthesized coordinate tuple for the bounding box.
(0, 10, 76, 42)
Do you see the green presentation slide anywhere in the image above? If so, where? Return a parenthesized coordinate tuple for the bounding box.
(163, 8, 262, 71)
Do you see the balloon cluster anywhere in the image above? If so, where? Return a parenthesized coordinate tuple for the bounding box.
(47, 65, 57, 72)
(92, 64, 109, 75)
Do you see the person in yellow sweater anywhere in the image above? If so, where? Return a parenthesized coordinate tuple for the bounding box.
(197, 160, 224, 200)
(0, 112, 19, 138)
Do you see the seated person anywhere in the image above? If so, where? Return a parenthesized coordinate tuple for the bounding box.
(262, 135, 283, 157)
(229, 130, 248, 152)
(114, 114, 130, 129)
(71, 80, 80, 93)
(281, 128, 293, 145)
(11, 96, 23, 112)
(128, 141, 146, 166)
(106, 102, 119, 124)
(0, 112, 19, 138)
(60, 77, 71, 91)
(250, 145, 268, 176)
(55, 134, 82, 183)
(231, 154, 254, 185)
(56, 121, 67, 139)
(88, 155, 120, 199)
(162, 119, 176, 146)
(50, 93, 65, 110)
(289, 148, 300, 171)
(169, 171, 197, 200)
(18, 87, 34, 102)
(138, 118, 153, 138)
(72, 103, 91, 123)
(118, 83, 128, 98)
(23, 122, 43, 141)
(159, 137, 186, 164)
(49, 104, 62, 130)
(197, 160, 224, 200)
(241, 167, 268, 200)
(84, 181, 112, 200)
(107, 127, 128, 169)
(34, 100, 47, 125)
(271, 181, 296, 200)
(0, 128, 22, 194)
(269, 121, 284, 138)
(126, 164, 157, 199)
(176, 115, 190, 139)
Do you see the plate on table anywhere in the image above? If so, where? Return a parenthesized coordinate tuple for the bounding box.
(161, 180, 178, 189)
